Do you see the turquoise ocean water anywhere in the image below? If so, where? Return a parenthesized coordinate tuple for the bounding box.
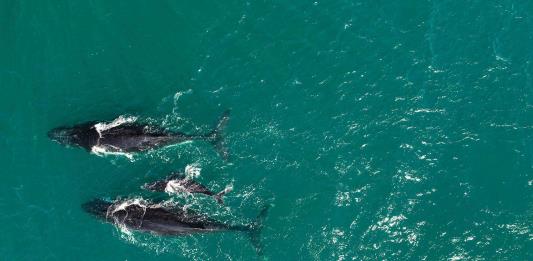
(1, 1, 532, 260)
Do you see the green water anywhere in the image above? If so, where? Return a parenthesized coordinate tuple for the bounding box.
(1, 1, 532, 260)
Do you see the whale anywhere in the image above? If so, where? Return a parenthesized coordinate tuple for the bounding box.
(142, 173, 232, 204)
(48, 110, 230, 159)
(82, 198, 268, 253)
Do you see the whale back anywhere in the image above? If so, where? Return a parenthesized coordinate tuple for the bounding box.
(108, 203, 227, 235)
(98, 123, 179, 152)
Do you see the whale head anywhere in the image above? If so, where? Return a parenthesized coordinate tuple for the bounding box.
(48, 122, 98, 149)
(48, 127, 76, 145)
(141, 180, 168, 192)
(82, 199, 112, 219)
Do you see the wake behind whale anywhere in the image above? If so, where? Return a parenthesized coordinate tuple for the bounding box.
(48, 110, 230, 159)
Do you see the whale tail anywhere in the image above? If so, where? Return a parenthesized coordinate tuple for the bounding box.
(207, 110, 230, 160)
(248, 205, 270, 256)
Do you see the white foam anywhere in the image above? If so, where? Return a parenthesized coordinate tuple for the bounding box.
(164, 180, 190, 195)
(222, 184, 233, 194)
(91, 145, 135, 161)
(413, 108, 445, 114)
(108, 198, 148, 216)
(173, 89, 192, 104)
(106, 198, 149, 237)
(106, 198, 186, 254)
(94, 115, 138, 138)
(184, 164, 201, 178)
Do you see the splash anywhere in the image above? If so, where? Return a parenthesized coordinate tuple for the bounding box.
(106, 198, 148, 239)
(222, 183, 234, 194)
(173, 89, 192, 105)
(94, 115, 138, 138)
(185, 164, 202, 179)
(107, 198, 148, 221)
(170, 89, 193, 117)
(164, 180, 192, 195)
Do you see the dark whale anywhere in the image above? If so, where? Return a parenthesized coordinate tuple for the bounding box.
(48, 110, 230, 159)
(142, 173, 232, 204)
(82, 198, 268, 253)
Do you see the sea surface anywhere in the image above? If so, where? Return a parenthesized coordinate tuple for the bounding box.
(1, 1, 532, 260)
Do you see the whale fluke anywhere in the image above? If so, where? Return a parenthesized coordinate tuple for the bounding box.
(249, 206, 269, 255)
